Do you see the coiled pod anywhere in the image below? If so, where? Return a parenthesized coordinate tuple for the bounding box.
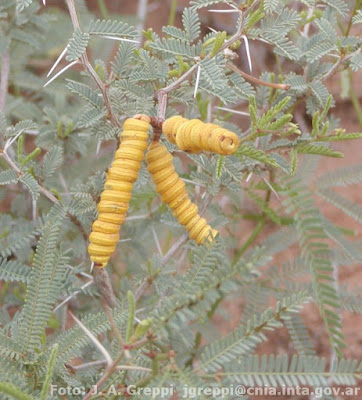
(88, 117, 150, 267)
(146, 142, 217, 244)
(162, 116, 239, 156)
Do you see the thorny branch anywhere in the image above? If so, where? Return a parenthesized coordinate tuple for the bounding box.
(154, 10, 245, 120)
(135, 192, 213, 302)
(0, 144, 118, 308)
(136, 0, 148, 44)
(0, 149, 88, 238)
(61, 0, 120, 308)
(155, 64, 199, 119)
(320, 48, 361, 82)
(93, 268, 118, 308)
(227, 62, 291, 90)
(65, 0, 120, 128)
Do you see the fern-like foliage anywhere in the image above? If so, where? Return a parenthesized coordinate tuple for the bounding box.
(54, 307, 127, 368)
(17, 203, 68, 355)
(149, 38, 202, 60)
(317, 164, 362, 188)
(19, 173, 39, 201)
(280, 178, 346, 357)
(0, 258, 31, 283)
(236, 144, 279, 167)
(0, 381, 34, 400)
(199, 292, 311, 372)
(66, 80, 104, 110)
(0, 330, 25, 361)
(222, 354, 361, 386)
(0, 169, 19, 185)
(318, 188, 362, 223)
(88, 19, 137, 38)
(66, 29, 90, 62)
(182, 7, 201, 42)
(1, 0, 362, 396)
(285, 314, 316, 356)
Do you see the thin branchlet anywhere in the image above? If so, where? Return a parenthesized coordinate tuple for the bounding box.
(65, 0, 120, 128)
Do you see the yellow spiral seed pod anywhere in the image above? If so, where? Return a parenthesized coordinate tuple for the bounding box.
(88, 117, 150, 268)
(175, 119, 201, 154)
(162, 117, 239, 155)
(162, 115, 188, 144)
(146, 142, 217, 245)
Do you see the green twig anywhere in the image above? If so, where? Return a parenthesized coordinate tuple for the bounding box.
(348, 70, 362, 130)
(97, 0, 109, 19)
(232, 219, 266, 266)
(168, 0, 177, 26)
(126, 291, 136, 343)
(232, 171, 274, 266)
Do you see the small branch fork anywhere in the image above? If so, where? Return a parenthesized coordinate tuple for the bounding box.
(153, 9, 246, 121)
(155, 64, 199, 119)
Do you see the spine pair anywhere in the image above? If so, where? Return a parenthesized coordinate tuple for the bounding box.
(162, 116, 239, 155)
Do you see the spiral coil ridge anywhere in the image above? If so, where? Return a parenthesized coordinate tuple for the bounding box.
(88, 118, 150, 267)
(146, 142, 217, 244)
(162, 116, 239, 155)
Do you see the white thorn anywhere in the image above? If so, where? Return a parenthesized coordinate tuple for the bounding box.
(24, 129, 39, 135)
(182, 178, 206, 187)
(66, 264, 93, 280)
(96, 141, 101, 155)
(47, 44, 69, 77)
(151, 227, 163, 256)
(242, 35, 252, 73)
(58, 171, 69, 196)
(53, 280, 93, 312)
(194, 65, 201, 99)
(216, 106, 250, 116)
(118, 238, 132, 243)
(44, 60, 78, 87)
(208, 9, 240, 13)
(263, 177, 280, 200)
(32, 199, 37, 221)
(42, 0, 46, 5)
(207, 26, 218, 33)
(69, 311, 113, 367)
(4, 129, 24, 152)
(246, 172, 253, 182)
(90, 261, 95, 273)
(98, 35, 140, 44)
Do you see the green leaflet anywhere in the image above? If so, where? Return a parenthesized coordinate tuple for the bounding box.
(66, 29, 89, 62)
(88, 19, 137, 38)
(296, 143, 343, 158)
(199, 293, 311, 372)
(236, 144, 280, 167)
